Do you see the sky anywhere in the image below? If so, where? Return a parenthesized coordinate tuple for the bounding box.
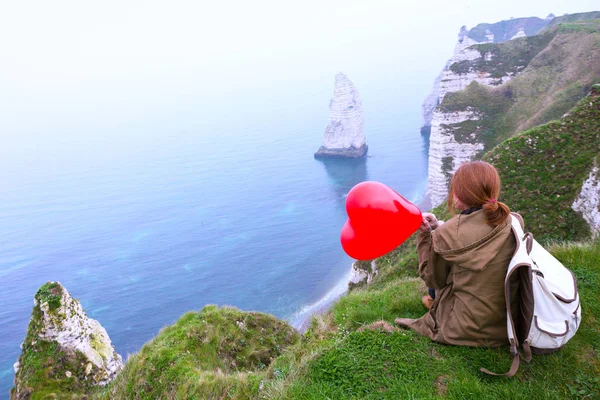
(0, 0, 598, 137)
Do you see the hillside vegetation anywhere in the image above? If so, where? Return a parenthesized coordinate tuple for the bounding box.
(484, 84, 600, 241)
(441, 17, 600, 153)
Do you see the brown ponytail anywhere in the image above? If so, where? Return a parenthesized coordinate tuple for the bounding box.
(482, 199, 511, 227)
(448, 161, 511, 227)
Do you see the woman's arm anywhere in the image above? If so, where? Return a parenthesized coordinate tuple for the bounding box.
(417, 217, 449, 289)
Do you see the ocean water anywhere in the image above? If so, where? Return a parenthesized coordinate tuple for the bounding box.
(0, 75, 429, 394)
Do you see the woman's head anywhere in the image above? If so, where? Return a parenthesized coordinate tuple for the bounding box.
(448, 161, 510, 226)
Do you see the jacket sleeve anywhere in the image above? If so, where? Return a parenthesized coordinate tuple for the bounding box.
(417, 230, 449, 289)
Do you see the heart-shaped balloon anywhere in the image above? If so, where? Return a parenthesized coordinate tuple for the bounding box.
(341, 181, 422, 260)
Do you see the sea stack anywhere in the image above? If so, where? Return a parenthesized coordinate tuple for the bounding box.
(314, 72, 368, 159)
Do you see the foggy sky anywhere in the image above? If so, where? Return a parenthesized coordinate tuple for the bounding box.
(1, 0, 598, 135)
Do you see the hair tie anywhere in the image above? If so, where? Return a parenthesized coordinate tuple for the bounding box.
(489, 198, 497, 204)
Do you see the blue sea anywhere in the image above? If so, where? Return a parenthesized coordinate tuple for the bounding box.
(0, 68, 429, 394)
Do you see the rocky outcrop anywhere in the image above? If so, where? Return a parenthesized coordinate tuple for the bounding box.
(421, 27, 509, 138)
(348, 260, 378, 290)
(573, 159, 600, 238)
(11, 282, 123, 399)
(315, 73, 367, 159)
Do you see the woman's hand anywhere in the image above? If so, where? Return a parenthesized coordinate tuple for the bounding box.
(419, 213, 442, 233)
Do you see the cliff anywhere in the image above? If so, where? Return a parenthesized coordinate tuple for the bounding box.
(314, 73, 368, 159)
(572, 159, 600, 238)
(484, 84, 600, 240)
(421, 16, 551, 133)
(11, 282, 123, 399)
(425, 13, 600, 207)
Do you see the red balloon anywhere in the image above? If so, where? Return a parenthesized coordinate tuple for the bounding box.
(341, 181, 422, 260)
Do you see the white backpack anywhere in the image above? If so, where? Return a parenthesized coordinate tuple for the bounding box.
(482, 214, 581, 377)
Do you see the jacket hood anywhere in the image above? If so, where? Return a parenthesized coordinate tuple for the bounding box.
(431, 210, 512, 270)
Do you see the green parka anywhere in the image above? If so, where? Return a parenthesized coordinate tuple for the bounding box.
(396, 210, 523, 347)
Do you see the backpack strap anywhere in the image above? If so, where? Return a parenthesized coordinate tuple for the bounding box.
(481, 214, 528, 377)
(480, 352, 520, 377)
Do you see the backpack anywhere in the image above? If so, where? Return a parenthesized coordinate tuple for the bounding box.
(481, 214, 581, 377)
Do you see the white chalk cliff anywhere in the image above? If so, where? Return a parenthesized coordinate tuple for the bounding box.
(12, 282, 123, 398)
(572, 160, 600, 237)
(348, 260, 378, 288)
(423, 24, 533, 207)
(315, 72, 367, 158)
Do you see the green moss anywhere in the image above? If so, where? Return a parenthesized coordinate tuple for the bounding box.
(35, 282, 63, 312)
(90, 332, 109, 361)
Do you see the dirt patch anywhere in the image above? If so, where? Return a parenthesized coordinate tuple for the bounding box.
(435, 375, 448, 397)
(430, 347, 443, 360)
(357, 320, 397, 333)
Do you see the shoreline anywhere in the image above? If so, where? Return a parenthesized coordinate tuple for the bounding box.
(289, 268, 351, 333)
(289, 183, 430, 334)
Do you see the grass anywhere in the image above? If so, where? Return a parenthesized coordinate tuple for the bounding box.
(439, 19, 600, 152)
(451, 29, 556, 78)
(95, 305, 300, 399)
(545, 12, 600, 30)
(35, 282, 63, 312)
(261, 240, 600, 399)
(484, 85, 600, 241)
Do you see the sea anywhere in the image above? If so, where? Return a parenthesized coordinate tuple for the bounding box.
(0, 66, 430, 394)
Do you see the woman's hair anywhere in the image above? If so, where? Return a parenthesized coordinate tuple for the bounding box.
(448, 161, 511, 227)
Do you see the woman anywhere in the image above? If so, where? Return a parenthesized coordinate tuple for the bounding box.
(395, 161, 522, 347)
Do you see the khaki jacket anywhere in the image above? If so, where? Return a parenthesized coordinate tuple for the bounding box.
(397, 210, 522, 347)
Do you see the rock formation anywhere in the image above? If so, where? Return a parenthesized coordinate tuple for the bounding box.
(11, 282, 123, 399)
(348, 260, 378, 290)
(315, 72, 367, 159)
(573, 159, 600, 238)
(422, 17, 552, 207)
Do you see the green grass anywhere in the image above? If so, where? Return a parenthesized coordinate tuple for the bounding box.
(484, 85, 600, 241)
(261, 240, 600, 399)
(451, 29, 556, 79)
(95, 305, 300, 399)
(545, 11, 600, 30)
(35, 282, 63, 312)
(13, 340, 93, 400)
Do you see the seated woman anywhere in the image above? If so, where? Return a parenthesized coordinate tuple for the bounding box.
(395, 161, 522, 347)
